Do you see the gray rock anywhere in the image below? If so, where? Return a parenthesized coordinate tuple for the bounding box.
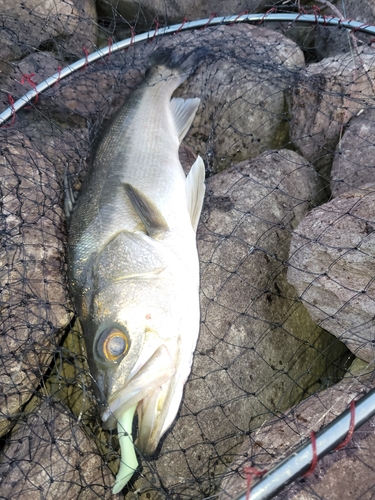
(0, 0, 97, 62)
(127, 150, 350, 499)
(219, 370, 374, 500)
(0, 130, 73, 436)
(289, 48, 375, 183)
(331, 108, 375, 197)
(287, 185, 375, 363)
(96, 0, 265, 29)
(0, 397, 120, 499)
(335, 0, 375, 27)
(177, 24, 305, 172)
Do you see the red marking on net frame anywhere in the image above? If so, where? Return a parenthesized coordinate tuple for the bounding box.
(304, 398, 356, 476)
(108, 37, 113, 55)
(53, 66, 63, 87)
(303, 431, 318, 477)
(201, 12, 217, 30)
(82, 46, 89, 69)
(244, 466, 268, 500)
(175, 17, 189, 34)
(336, 399, 356, 450)
(21, 73, 39, 104)
(230, 10, 249, 26)
(258, 8, 277, 25)
(150, 18, 160, 42)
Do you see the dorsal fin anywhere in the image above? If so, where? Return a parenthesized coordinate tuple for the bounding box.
(170, 97, 200, 143)
(186, 155, 206, 232)
(123, 183, 169, 239)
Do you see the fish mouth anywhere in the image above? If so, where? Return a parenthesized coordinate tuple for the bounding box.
(102, 343, 176, 455)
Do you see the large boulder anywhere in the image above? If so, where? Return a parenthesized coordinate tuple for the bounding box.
(126, 150, 350, 499)
(0, 0, 97, 62)
(96, 0, 265, 29)
(331, 108, 375, 197)
(0, 129, 77, 436)
(287, 185, 375, 363)
(178, 24, 305, 172)
(289, 47, 375, 183)
(0, 397, 121, 499)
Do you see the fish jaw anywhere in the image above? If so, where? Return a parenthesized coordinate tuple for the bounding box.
(135, 371, 188, 456)
(102, 344, 176, 426)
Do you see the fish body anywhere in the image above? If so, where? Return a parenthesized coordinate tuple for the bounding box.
(66, 49, 205, 490)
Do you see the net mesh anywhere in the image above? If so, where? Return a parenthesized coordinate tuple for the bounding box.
(1, 1, 375, 499)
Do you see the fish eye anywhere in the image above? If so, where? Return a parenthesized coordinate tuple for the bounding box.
(97, 327, 129, 362)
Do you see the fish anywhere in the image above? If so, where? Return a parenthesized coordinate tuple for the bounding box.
(65, 47, 206, 493)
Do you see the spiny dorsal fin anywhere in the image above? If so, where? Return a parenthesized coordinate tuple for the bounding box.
(186, 155, 206, 232)
(170, 97, 200, 143)
(123, 183, 169, 238)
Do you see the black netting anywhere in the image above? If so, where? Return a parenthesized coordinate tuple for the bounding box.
(1, 1, 375, 499)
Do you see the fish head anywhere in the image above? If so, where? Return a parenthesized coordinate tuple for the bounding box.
(80, 231, 199, 456)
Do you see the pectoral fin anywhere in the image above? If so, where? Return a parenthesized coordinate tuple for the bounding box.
(170, 97, 200, 143)
(123, 183, 169, 238)
(186, 155, 206, 231)
(64, 170, 79, 225)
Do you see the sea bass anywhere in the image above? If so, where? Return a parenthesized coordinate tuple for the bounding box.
(66, 48, 205, 493)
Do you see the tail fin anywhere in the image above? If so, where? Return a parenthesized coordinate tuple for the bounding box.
(146, 47, 207, 85)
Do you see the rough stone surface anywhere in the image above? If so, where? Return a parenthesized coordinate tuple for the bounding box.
(331, 108, 375, 197)
(289, 48, 375, 182)
(97, 0, 264, 28)
(178, 24, 305, 172)
(287, 185, 375, 363)
(0, 397, 121, 499)
(7, 24, 304, 173)
(0, 0, 97, 62)
(219, 371, 375, 500)
(126, 150, 350, 499)
(0, 130, 75, 436)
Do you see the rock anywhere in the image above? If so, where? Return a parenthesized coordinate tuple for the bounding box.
(0, 129, 73, 436)
(335, 0, 375, 27)
(126, 150, 350, 499)
(0, 397, 120, 499)
(96, 0, 265, 30)
(0, 0, 97, 62)
(219, 371, 374, 500)
(0, 51, 65, 108)
(287, 185, 375, 363)
(331, 108, 375, 197)
(289, 47, 375, 183)
(177, 24, 305, 172)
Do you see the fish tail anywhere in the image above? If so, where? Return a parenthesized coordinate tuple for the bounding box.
(146, 47, 207, 85)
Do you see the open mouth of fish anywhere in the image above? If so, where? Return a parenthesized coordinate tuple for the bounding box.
(101, 342, 177, 456)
